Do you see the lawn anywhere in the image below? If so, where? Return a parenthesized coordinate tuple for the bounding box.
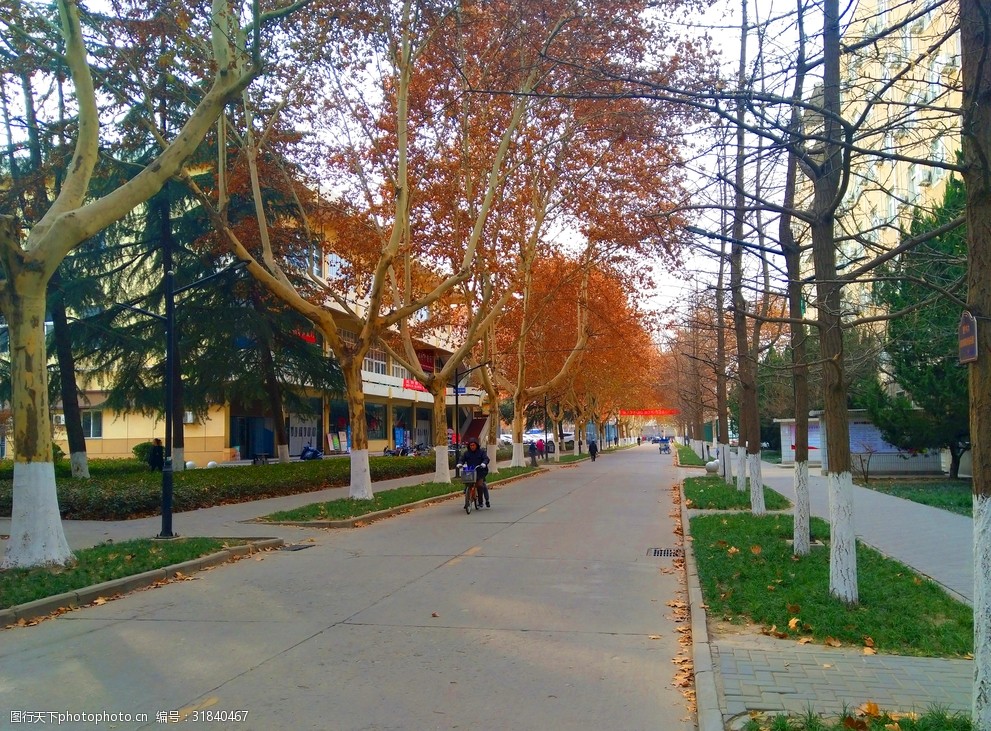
(690, 512, 973, 658)
(856, 477, 972, 517)
(684, 474, 791, 511)
(264, 466, 537, 521)
(675, 443, 706, 466)
(1, 537, 246, 610)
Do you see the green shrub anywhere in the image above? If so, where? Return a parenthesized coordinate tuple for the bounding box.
(133, 441, 153, 463)
(0, 454, 441, 520)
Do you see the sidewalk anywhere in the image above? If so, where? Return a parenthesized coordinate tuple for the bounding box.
(688, 459, 974, 731)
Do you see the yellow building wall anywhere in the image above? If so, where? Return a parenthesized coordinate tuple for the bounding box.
(53, 403, 233, 466)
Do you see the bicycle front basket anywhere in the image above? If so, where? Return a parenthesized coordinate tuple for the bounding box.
(461, 468, 477, 485)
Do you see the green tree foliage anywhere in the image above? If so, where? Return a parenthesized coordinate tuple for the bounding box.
(867, 176, 969, 478)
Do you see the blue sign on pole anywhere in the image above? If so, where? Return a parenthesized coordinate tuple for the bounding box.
(959, 311, 978, 364)
(454, 387, 466, 394)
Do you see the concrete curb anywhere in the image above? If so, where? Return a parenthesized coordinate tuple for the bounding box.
(1, 537, 283, 629)
(681, 485, 725, 731)
(255, 470, 545, 529)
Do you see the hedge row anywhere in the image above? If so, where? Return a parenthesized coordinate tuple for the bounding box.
(0, 455, 443, 521)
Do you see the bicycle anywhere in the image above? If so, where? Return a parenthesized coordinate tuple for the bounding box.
(460, 466, 482, 514)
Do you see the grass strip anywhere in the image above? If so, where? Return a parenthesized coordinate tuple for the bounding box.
(690, 512, 973, 658)
(684, 474, 791, 510)
(0, 452, 519, 521)
(264, 466, 538, 521)
(0, 537, 244, 610)
(742, 706, 971, 731)
(675, 444, 706, 466)
(857, 478, 973, 517)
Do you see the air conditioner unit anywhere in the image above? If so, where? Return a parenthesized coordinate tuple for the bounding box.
(53, 414, 66, 426)
(182, 411, 196, 424)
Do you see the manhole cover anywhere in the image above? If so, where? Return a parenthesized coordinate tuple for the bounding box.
(647, 547, 683, 558)
(280, 544, 315, 551)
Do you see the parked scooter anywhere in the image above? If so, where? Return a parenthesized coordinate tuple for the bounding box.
(385, 443, 429, 457)
(300, 443, 323, 460)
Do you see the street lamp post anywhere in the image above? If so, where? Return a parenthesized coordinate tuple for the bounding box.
(160, 267, 176, 537)
(120, 260, 247, 539)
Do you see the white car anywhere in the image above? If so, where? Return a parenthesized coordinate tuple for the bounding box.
(542, 432, 577, 452)
(498, 433, 514, 445)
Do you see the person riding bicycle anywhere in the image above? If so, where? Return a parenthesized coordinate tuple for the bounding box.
(461, 437, 490, 508)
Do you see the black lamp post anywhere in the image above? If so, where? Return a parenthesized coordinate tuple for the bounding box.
(452, 362, 489, 473)
(121, 260, 247, 539)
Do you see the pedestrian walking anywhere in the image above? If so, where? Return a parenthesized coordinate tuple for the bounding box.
(528, 441, 538, 467)
(147, 438, 165, 471)
(588, 439, 598, 462)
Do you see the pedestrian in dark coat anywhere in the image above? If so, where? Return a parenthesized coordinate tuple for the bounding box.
(148, 438, 165, 471)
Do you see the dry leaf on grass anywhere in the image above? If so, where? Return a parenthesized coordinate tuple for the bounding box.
(858, 701, 881, 717)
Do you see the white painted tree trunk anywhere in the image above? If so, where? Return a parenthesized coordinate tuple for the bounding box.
(720, 445, 733, 484)
(434, 445, 451, 482)
(736, 446, 746, 491)
(827, 471, 858, 603)
(1, 287, 74, 569)
(511, 442, 525, 467)
(793, 461, 811, 556)
(349, 449, 373, 500)
(69, 451, 90, 479)
(2, 463, 74, 569)
(277, 443, 290, 463)
(172, 447, 185, 471)
(974, 494, 991, 727)
(487, 444, 499, 473)
(748, 452, 765, 516)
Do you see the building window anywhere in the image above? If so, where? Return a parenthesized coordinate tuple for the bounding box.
(366, 402, 387, 440)
(82, 410, 103, 438)
(392, 362, 410, 379)
(363, 344, 387, 375)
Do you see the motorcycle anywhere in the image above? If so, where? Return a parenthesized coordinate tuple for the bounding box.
(385, 443, 429, 457)
(300, 443, 324, 460)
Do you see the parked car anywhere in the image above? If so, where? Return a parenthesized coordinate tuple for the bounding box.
(522, 429, 545, 444)
(545, 432, 575, 452)
(498, 433, 514, 445)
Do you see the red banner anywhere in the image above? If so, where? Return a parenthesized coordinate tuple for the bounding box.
(403, 378, 428, 392)
(619, 409, 680, 416)
(415, 350, 435, 373)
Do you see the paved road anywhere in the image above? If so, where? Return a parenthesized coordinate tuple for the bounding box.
(1, 449, 695, 731)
